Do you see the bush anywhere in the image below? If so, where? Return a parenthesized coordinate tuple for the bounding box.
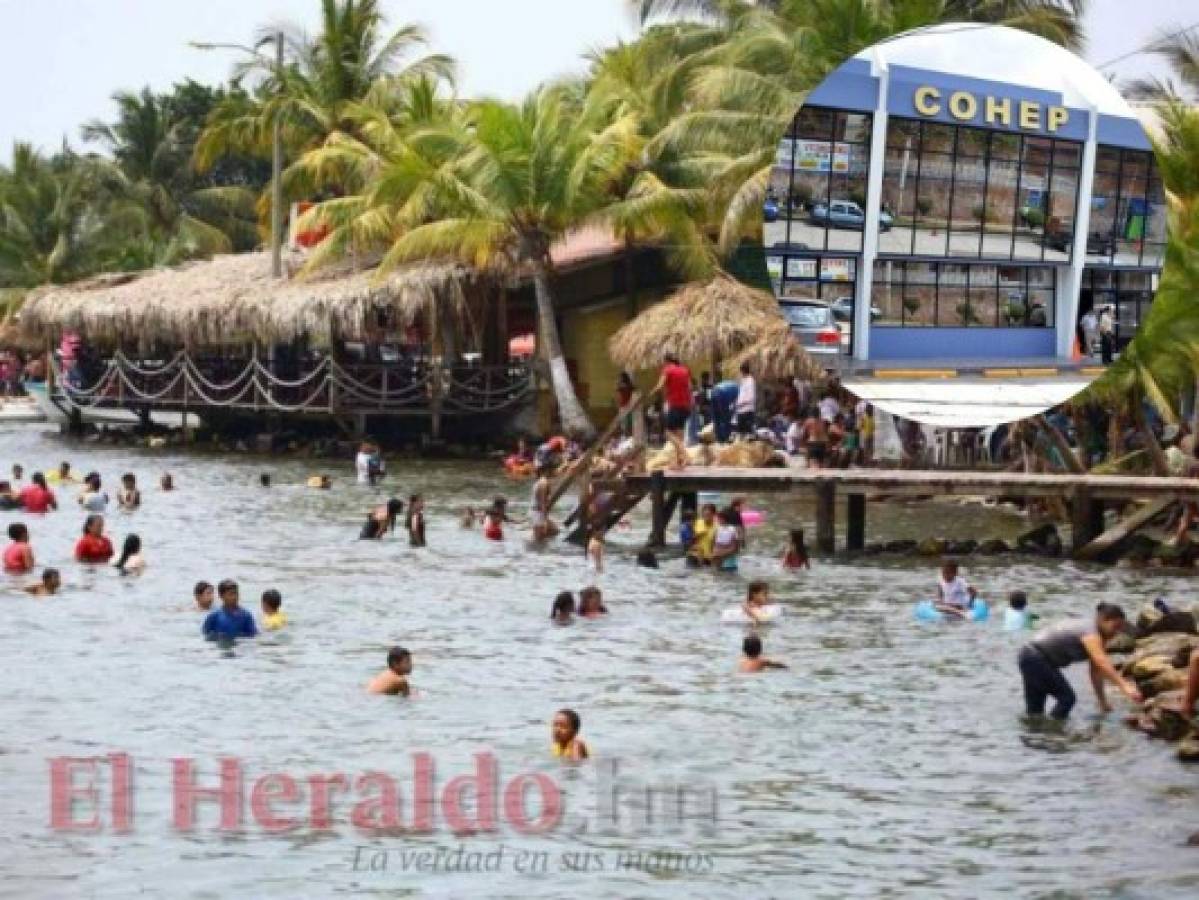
(956, 301, 980, 326)
(1023, 208, 1045, 229)
(971, 204, 989, 223)
(902, 296, 921, 318)
(915, 197, 932, 218)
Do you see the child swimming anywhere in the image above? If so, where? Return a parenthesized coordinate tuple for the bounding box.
(711, 509, 741, 572)
(782, 529, 811, 571)
(1003, 590, 1036, 631)
(3, 523, 34, 574)
(741, 580, 772, 625)
(551, 708, 590, 761)
(24, 567, 60, 596)
(367, 647, 412, 696)
(483, 497, 518, 541)
(578, 586, 608, 618)
(738, 634, 788, 673)
(551, 591, 576, 625)
(261, 589, 288, 630)
(114, 533, 145, 574)
(194, 580, 215, 611)
(934, 558, 977, 619)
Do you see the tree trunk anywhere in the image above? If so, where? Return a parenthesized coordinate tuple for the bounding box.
(531, 260, 596, 440)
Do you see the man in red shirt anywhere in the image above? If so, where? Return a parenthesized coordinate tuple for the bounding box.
(19, 472, 57, 513)
(654, 352, 693, 470)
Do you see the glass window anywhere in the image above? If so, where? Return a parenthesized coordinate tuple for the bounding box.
(874, 261, 1054, 329)
(1044, 165, 1078, 263)
(982, 156, 1018, 258)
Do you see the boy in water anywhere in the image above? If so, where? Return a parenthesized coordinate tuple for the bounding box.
(367, 647, 412, 696)
(261, 589, 288, 630)
(117, 473, 140, 511)
(193, 581, 215, 611)
(934, 558, 977, 619)
(738, 634, 788, 673)
(551, 709, 590, 760)
(741, 581, 772, 625)
(1004, 590, 1035, 631)
(24, 568, 61, 597)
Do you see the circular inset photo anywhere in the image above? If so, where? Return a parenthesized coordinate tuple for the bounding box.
(763, 23, 1165, 427)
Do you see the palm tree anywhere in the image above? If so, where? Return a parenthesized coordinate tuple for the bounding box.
(194, 0, 454, 184)
(328, 88, 634, 438)
(82, 88, 258, 262)
(1124, 28, 1199, 102)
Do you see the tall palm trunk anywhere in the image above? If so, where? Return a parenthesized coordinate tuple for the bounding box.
(530, 258, 596, 440)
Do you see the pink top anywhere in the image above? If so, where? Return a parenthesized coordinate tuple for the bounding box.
(3, 541, 32, 574)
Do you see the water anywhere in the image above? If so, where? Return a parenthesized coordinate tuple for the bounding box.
(1, 423, 1196, 899)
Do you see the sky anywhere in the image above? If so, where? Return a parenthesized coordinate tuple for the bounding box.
(0, 0, 1195, 159)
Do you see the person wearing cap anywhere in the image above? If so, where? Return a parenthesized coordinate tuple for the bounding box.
(534, 436, 566, 472)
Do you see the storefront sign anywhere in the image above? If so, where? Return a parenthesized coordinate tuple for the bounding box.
(777, 138, 851, 173)
(912, 86, 1068, 132)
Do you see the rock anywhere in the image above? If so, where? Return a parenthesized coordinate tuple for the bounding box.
(1145, 667, 1188, 698)
(977, 538, 1011, 555)
(945, 539, 978, 555)
(1016, 523, 1061, 556)
(1138, 609, 1198, 639)
(1135, 691, 1193, 741)
(883, 539, 918, 553)
(1134, 633, 1199, 662)
(1105, 631, 1137, 655)
(1129, 655, 1174, 681)
(917, 537, 947, 556)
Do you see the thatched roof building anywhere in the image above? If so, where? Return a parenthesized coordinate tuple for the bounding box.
(731, 321, 826, 383)
(18, 251, 490, 350)
(608, 274, 784, 370)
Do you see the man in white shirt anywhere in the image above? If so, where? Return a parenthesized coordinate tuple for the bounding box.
(818, 394, 840, 423)
(735, 362, 757, 438)
(1079, 308, 1098, 357)
(1098, 306, 1115, 365)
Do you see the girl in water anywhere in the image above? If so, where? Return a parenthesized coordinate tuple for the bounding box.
(578, 586, 608, 618)
(360, 498, 404, 540)
(406, 494, 427, 548)
(551, 709, 589, 761)
(117, 473, 140, 511)
(483, 497, 519, 541)
(782, 529, 811, 571)
(711, 509, 741, 573)
(3, 523, 34, 574)
(551, 591, 576, 625)
(114, 534, 145, 574)
(75, 515, 114, 564)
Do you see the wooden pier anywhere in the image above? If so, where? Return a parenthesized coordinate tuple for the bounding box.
(606, 467, 1199, 555)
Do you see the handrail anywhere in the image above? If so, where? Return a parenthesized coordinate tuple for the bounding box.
(546, 385, 660, 512)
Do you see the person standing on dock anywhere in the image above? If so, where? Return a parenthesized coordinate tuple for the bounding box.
(654, 353, 692, 470)
(735, 362, 757, 438)
(1016, 603, 1142, 720)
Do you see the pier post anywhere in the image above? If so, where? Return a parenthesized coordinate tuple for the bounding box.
(847, 493, 866, 552)
(649, 470, 667, 548)
(1070, 488, 1105, 555)
(815, 481, 836, 554)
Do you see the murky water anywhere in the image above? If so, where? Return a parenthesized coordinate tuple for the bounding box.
(1, 423, 1196, 899)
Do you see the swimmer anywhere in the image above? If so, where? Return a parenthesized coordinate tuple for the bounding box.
(0, 480, 19, 510)
(259, 472, 271, 488)
(160, 472, 174, 492)
(194, 580, 215, 611)
(551, 709, 589, 761)
(74, 514, 114, 564)
(18, 473, 57, 513)
(24, 567, 61, 597)
(483, 496, 519, 541)
(738, 634, 788, 673)
(360, 498, 404, 540)
(3, 523, 35, 574)
(586, 525, 604, 574)
(77, 472, 109, 513)
(688, 503, 717, 567)
(530, 466, 560, 542)
(367, 647, 412, 696)
(578, 586, 608, 618)
(551, 591, 576, 625)
(460, 506, 477, 528)
(934, 558, 976, 619)
(114, 533, 145, 574)
(261, 589, 287, 630)
(782, 529, 811, 571)
(1004, 590, 1037, 631)
(710, 509, 741, 572)
(117, 473, 140, 510)
(202, 579, 258, 640)
(406, 494, 427, 548)
(741, 580, 772, 625)
(50, 461, 76, 484)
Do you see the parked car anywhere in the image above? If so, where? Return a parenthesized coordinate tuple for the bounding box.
(1043, 220, 1115, 256)
(763, 197, 779, 223)
(809, 200, 892, 232)
(770, 241, 811, 253)
(779, 300, 844, 356)
(829, 296, 881, 322)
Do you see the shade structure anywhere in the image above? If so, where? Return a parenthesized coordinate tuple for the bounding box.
(730, 320, 826, 384)
(608, 274, 784, 371)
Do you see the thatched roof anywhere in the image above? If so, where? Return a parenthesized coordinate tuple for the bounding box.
(17, 251, 490, 350)
(730, 321, 827, 383)
(609, 274, 784, 370)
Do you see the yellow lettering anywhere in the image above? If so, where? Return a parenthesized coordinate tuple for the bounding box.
(985, 96, 1011, 126)
(914, 86, 941, 116)
(948, 91, 977, 121)
(1046, 106, 1068, 132)
(1019, 100, 1040, 130)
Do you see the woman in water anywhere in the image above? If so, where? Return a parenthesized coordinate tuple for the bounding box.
(551, 709, 589, 761)
(483, 497, 519, 541)
(3, 523, 35, 574)
(1017, 602, 1142, 719)
(406, 494, 427, 548)
(551, 591, 576, 625)
(75, 515, 114, 564)
(114, 534, 145, 575)
(782, 529, 811, 571)
(360, 498, 404, 540)
(578, 586, 608, 618)
(77, 472, 109, 513)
